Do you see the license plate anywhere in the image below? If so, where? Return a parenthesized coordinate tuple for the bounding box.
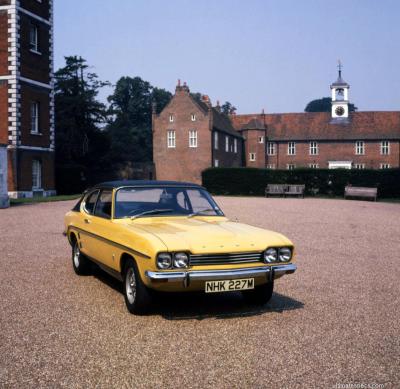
(205, 278, 255, 293)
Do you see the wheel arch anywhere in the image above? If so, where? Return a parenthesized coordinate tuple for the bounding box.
(68, 231, 78, 247)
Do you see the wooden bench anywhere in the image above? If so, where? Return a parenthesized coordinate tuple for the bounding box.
(285, 184, 305, 198)
(265, 184, 286, 197)
(344, 186, 378, 201)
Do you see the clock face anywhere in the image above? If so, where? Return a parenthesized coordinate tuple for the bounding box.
(335, 106, 345, 116)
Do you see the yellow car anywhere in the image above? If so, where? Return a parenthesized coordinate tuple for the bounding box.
(64, 181, 297, 314)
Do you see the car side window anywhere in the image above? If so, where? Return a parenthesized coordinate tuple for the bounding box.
(94, 190, 113, 219)
(84, 190, 99, 215)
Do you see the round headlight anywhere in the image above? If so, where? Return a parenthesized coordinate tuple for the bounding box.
(279, 247, 292, 262)
(173, 252, 189, 268)
(157, 253, 172, 269)
(264, 248, 278, 263)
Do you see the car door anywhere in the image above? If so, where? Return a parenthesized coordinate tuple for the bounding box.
(79, 189, 100, 259)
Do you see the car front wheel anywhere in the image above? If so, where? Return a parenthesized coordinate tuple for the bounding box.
(72, 240, 90, 275)
(242, 281, 274, 305)
(123, 260, 151, 315)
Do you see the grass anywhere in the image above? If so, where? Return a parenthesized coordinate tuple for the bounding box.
(10, 194, 80, 205)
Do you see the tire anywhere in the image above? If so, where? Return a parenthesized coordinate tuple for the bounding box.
(123, 259, 151, 315)
(242, 281, 274, 305)
(72, 240, 90, 275)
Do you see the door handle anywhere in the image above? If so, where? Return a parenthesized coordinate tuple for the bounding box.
(84, 219, 91, 224)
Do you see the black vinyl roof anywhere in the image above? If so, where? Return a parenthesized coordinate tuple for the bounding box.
(93, 180, 203, 190)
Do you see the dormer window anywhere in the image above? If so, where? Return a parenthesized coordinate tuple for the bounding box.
(191, 114, 196, 122)
(169, 114, 174, 123)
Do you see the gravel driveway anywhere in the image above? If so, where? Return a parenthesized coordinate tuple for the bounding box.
(0, 197, 399, 388)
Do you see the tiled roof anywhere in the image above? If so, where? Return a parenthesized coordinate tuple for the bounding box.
(232, 111, 400, 141)
(241, 118, 266, 130)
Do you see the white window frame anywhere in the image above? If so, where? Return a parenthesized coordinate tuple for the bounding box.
(355, 141, 365, 155)
(288, 142, 296, 155)
(249, 153, 256, 162)
(258, 136, 264, 144)
(167, 130, 176, 148)
(32, 160, 42, 189)
(225, 136, 229, 152)
(380, 163, 390, 169)
(380, 141, 390, 155)
(30, 101, 40, 134)
(267, 142, 276, 156)
(29, 24, 39, 53)
(266, 164, 275, 169)
(234, 138, 238, 153)
(189, 130, 197, 148)
(191, 114, 196, 122)
(309, 141, 318, 155)
(169, 114, 174, 123)
(309, 163, 319, 168)
(214, 132, 218, 150)
(286, 164, 296, 170)
(214, 159, 219, 167)
(354, 163, 365, 169)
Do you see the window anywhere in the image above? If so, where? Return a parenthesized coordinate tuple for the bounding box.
(287, 164, 296, 170)
(29, 24, 39, 52)
(234, 138, 237, 153)
(214, 159, 219, 167)
(309, 163, 319, 169)
(32, 159, 42, 189)
(258, 136, 264, 144)
(84, 190, 99, 215)
(214, 132, 218, 149)
(225, 136, 229, 152)
(380, 141, 390, 155)
(266, 164, 275, 169)
(167, 130, 175, 148)
(189, 130, 197, 148)
(191, 114, 196, 122)
(355, 141, 365, 155)
(249, 153, 256, 162)
(288, 142, 296, 155)
(169, 114, 174, 123)
(309, 141, 318, 155)
(30, 102, 40, 134)
(94, 190, 112, 219)
(354, 163, 365, 169)
(267, 142, 275, 155)
(380, 163, 390, 169)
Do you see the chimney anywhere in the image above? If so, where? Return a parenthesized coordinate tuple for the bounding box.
(176, 79, 190, 94)
(201, 95, 212, 108)
(215, 100, 221, 112)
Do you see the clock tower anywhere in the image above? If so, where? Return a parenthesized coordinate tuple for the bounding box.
(330, 61, 350, 120)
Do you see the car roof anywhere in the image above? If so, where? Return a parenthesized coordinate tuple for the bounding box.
(91, 180, 204, 190)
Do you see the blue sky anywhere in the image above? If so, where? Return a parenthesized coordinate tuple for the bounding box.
(54, 0, 400, 113)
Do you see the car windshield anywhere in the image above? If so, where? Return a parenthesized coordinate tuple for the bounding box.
(114, 186, 224, 219)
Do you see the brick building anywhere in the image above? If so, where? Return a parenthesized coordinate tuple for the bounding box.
(153, 72, 400, 183)
(0, 0, 55, 200)
(152, 81, 244, 184)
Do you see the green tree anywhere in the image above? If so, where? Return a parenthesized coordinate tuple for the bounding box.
(107, 76, 172, 163)
(220, 101, 237, 115)
(305, 97, 357, 112)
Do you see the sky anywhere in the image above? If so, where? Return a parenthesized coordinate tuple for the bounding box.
(54, 0, 400, 114)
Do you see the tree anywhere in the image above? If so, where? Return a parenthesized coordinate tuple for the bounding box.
(107, 76, 172, 163)
(220, 101, 237, 115)
(305, 97, 357, 112)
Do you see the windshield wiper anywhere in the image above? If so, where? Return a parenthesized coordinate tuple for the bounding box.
(130, 208, 174, 220)
(188, 208, 218, 218)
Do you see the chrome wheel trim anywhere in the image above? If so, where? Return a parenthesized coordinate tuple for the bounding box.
(125, 267, 136, 305)
(73, 244, 80, 268)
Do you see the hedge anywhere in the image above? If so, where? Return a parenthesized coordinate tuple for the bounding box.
(202, 167, 400, 198)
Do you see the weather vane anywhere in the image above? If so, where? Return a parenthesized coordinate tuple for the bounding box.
(338, 59, 343, 77)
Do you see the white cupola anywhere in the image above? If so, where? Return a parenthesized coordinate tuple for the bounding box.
(330, 61, 350, 120)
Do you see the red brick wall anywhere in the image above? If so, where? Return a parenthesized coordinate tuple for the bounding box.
(20, 0, 50, 20)
(267, 140, 400, 169)
(20, 83, 51, 147)
(242, 129, 266, 168)
(0, 81, 8, 144)
(0, 11, 8, 75)
(19, 13, 50, 84)
(153, 89, 211, 184)
(212, 130, 243, 168)
(0, 1, 11, 6)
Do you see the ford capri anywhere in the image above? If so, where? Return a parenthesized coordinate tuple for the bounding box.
(64, 181, 297, 314)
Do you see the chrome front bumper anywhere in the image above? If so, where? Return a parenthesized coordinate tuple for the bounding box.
(145, 263, 297, 287)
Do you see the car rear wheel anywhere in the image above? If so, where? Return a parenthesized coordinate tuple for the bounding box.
(72, 240, 90, 275)
(123, 260, 151, 315)
(242, 281, 274, 305)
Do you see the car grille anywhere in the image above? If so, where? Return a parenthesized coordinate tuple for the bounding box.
(190, 251, 264, 266)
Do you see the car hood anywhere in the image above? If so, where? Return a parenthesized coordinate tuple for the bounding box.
(129, 217, 292, 253)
